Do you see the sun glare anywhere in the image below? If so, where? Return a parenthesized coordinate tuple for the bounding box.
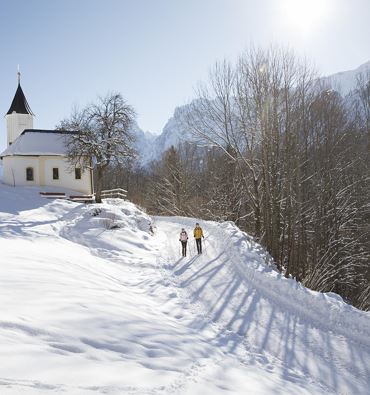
(282, 0, 329, 35)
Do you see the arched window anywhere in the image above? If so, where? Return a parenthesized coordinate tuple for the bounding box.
(26, 167, 34, 181)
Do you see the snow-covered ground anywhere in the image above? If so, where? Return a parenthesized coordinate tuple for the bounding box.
(0, 183, 369, 394)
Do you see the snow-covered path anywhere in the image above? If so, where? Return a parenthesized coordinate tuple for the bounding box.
(155, 216, 370, 394)
(0, 184, 369, 394)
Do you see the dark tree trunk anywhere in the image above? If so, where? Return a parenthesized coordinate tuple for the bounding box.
(95, 166, 104, 203)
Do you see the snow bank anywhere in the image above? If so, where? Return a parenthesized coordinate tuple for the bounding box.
(216, 221, 370, 347)
(58, 199, 154, 265)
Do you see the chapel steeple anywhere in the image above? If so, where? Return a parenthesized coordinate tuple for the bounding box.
(5, 69, 34, 146)
(6, 70, 34, 116)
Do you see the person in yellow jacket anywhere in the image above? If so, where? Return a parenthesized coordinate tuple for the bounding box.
(193, 222, 204, 254)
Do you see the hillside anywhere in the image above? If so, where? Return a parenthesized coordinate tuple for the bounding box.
(0, 183, 369, 394)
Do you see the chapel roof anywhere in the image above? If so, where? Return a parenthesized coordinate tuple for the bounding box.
(6, 83, 34, 116)
(0, 129, 78, 158)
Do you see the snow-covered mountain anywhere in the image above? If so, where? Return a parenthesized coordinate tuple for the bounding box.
(320, 60, 370, 95)
(1, 183, 369, 394)
(135, 61, 370, 166)
(139, 105, 193, 165)
(134, 105, 193, 166)
(131, 121, 157, 164)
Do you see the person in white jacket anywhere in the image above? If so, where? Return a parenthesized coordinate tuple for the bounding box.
(179, 228, 189, 257)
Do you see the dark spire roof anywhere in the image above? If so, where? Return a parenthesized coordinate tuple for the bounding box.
(6, 83, 34, 116)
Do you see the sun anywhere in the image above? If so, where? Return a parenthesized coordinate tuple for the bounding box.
(282, 0, 329, 35)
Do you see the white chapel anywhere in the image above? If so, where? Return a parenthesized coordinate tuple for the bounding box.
(0, 74, 93, 195)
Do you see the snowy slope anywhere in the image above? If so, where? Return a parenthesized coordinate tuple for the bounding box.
(0, 183, 369, 394)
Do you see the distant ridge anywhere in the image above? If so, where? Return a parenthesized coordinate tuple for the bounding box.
(320, 60, 370, 94)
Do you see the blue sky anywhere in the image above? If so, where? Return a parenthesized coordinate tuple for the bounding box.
(0, 0, 369, 150)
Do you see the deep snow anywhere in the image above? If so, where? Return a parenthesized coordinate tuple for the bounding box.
(0, 183, 369, 394)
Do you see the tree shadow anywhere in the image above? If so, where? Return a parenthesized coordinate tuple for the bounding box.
(165, 240, 370, 394)
(0, 218, 61, 239)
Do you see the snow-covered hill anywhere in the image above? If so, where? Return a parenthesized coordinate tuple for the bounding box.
(1, 183, 369, 394)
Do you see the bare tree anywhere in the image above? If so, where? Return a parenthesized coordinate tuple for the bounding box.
(59, 93, 136, 202)
(354, 70, 370, 150)
(182, 45, 370, 309)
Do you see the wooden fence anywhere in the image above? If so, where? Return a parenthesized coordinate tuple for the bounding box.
(101, 188, 127, 200)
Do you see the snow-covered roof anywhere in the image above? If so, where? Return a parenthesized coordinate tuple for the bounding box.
(0, 129, 77, 158)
